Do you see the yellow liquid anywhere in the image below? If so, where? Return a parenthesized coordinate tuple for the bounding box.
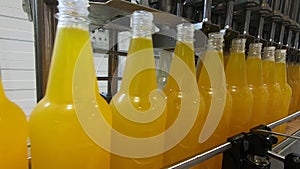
(275, 62, 292, 137)
(246, 57, 269, 127)
(0, 80, 28, 169)
(295, 64, 300, 111)
(262, 60, 282, 132)
(225, 51, 253, 136)
(197, 50, 232, 169)
(29, 27, 111, 169)
(162, 41, 205, 167)
(287, 64, 295, 114)
(288, 64, 299, 114)
(109, 37, 165, 168)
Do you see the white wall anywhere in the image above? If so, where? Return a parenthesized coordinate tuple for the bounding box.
(0, 0, 36, 116)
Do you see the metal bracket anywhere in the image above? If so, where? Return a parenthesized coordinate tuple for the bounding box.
(284, 153, 300, 169)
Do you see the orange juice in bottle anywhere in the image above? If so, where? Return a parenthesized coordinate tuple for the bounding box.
(286, 55, 294, 114)
(274, 49, 292, 136)
(294, 56, 300, 111)
(287, 55, 298, 114)
(261, 47, 282, 129)
(109, 11, 166, 169)
(246, 43, 269, 127)
(0, 71, 28, 169)
(162, 23, 205, 167)
(29, 0, 111, 168)
(197, 32, 232, 169)
(225, 38, 253, 136)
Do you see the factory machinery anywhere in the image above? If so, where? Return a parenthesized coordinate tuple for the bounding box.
(25, 0, 300, 168)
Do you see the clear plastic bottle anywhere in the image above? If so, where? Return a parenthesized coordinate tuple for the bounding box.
(29, 0, 111, 168)
(246, 43, 269, 127)
(261, 47, 282, 129)
(287, 55, 299, 114)
(286, 55, 295, 114)
(294, 56, 300, 112)
(162, 23, 205, 167)
(0, 71, 28, 168)
(109, 11, 165, 168)
(274, 49, 292, 137)
(197, 32, 232, 169)
(225, 38, 254, 136)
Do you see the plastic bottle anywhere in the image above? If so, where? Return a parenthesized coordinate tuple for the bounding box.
(287, 55, 299, 114)
(109, 11, 165, 169)
(225, 38, 254, 136)
(246, 43, 269, 127)
(0, 71, 28, 169)
(287, 55, 295, 114)
(162, 23, 205, 167)
(197, 32, 232, 169)
(294, 56, 300, 112)
(274, 49, 292, 137)
(29, 0, 111, 168)
(261, 47, 282, 130)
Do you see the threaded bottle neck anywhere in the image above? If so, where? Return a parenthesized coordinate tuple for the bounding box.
(230, 38, 246, 53)
(208, 32, 224, 51)
(131, 10, 153, 38)
(56, 0, 90, 29)
(275, 49, 287, 63)
(177, 23, 194, 43)
(262, 46, 276, 61)
(248, 43, 262, 58)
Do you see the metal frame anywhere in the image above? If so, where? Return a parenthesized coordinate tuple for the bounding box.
(164, 111, 300, 169)
(33, 0, 57, 101)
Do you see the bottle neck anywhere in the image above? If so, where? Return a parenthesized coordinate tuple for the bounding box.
(246, 57, 263, 86)
(247, 43, 263, 86)
(0, 77, 7, 99)
(132, 29, 152, 39)
(275, 62, 288, 84)
(226, 38, 248, 86)
(174, 41, 196, 76)
(45, 22, 91, 102)
(262, 60, 276, 85)
(207, 38, 225, 65)
(248, 51, 261, 58)
(226, 49, 248, 86)
(131, 11, 153, 39)
(210, 45, 224, 65)
(57, 19, 89, 30)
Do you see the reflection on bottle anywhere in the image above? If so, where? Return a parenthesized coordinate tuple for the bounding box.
(197, 32, 232, 169)
(246, 43, 269, 127)
(225, 38, 253, 136)
(163, 23, 205, 167)
(262, 46, 282, 135)
(274, 49, 292, 140)
(109, 10, 165, 169)
(29, 0, 111, 168)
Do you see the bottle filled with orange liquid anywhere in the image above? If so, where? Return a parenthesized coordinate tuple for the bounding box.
(287, 55, 296, 114)
(0, 71, 28, 168)
(294, 55, 300, 112)
(225, 38, 253, 136)
(261, 47, 282, 128)
(109, 11, 166, 168)
(162, 23, 205, 167)
(274, 49, 292, 136)
(246, 43, 269, 127)
(287, 54, 299, 114)
(197, 32, 232, 169)
(29, 0, 111, 168)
